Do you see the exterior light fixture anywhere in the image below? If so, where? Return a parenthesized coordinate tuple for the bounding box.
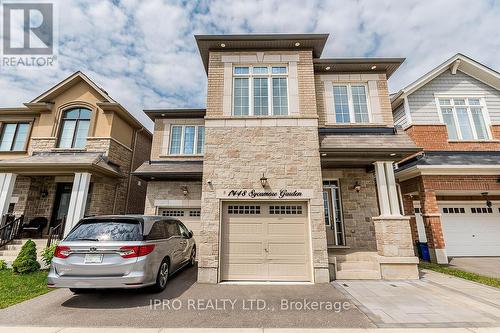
(181, 185, 189, 196)
(294, 42, 301, 47)
(481, 192, 492, 208)
(260, 173, 268, 188)
(220, 43, 226, 48)
(390, 153, 396, 157)
(325, 66, 331, 70)
(40, 189, 48, 198)
(321, 153, 327, 157)
(354, 182, 361, 192)
(371, 65, 377, 70)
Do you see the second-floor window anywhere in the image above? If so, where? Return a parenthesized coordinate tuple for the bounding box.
(0, 123, 30, 151)
(233, 65, 288, 116)
(438, 98, 490, 140)
(169, 125, 204, 155)
(332, 84, 370, 123)
(58, 108, 91, 148)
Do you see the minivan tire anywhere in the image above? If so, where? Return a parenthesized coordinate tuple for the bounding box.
(150, 258, 170, 293)
(70, 288, 89, 294)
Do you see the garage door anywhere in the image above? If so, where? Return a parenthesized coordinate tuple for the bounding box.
(159, 208, 201, 236)
(414, 202, 500, 256)
(221, 202, 311, 282)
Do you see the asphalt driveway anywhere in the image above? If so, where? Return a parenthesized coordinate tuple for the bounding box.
(449, 257, 500, 278)
(0, 265, 373, 328)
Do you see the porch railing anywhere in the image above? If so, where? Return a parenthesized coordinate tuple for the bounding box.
(47, 219, 65, 248)
(0, 214, 24, 248)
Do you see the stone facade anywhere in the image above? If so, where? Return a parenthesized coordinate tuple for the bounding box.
(144, 181, 202, 215)
(322, 168, 378, 250)
(199, 124, 329, 283)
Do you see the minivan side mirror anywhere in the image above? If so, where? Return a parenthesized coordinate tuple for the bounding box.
(182, 230, 193, 239)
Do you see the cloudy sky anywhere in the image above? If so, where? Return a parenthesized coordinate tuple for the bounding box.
(1, 0, 499, 130)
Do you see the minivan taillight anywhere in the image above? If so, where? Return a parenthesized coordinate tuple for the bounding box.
(119, 245, 155, 258)
(54, 246, 71, 259)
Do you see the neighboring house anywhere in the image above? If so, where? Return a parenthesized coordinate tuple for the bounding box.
(134, 33, 420, 283)
(0, 72, 152, 238)
(391, 54, 500, 263)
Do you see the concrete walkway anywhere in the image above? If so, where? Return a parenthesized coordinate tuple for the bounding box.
(1, 326, 500, 332)
(449, 257, 500, 279)
(334, 269, 500, 328)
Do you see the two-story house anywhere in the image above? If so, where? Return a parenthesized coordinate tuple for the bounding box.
(134, 34, 420, 283)
(0, 72, 152, 241)
(392, 54, 500, 263)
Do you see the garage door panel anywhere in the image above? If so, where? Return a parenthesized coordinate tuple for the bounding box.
(221, 201, 310, 282)
(415, 202, 500, 257)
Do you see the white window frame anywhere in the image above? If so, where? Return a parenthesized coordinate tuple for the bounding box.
(232, 64, 289, 116)
(168, 125, 204, 156)
(323, 179, 345, 246)
(332, 83, 372, 124)
(435, 95, 492, 141)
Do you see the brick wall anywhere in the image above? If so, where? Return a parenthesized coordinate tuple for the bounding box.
(127, 130, 152, 214)
(405, 124, 500, 151)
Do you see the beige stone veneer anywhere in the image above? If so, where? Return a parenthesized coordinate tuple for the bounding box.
(198, 122, 330, 283)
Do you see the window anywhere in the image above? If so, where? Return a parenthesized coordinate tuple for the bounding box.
(227, 205, 261, 214)
(333, 84, 370, 123)
(233, 65, 288, 116)
(169, 125, 205, 155)
(161, 209, 185, 217)
(269, 205, 303, 215)
(0, 123, 30, 151)
(65, 219, 142, 241)
(442, 207, 466, 214)
(437, 98, 490, 140)
(58, 108, 91, 148)
(323, 180, 345, 246)
(189, 209, 201, 217)
(471, 207, 493, 214)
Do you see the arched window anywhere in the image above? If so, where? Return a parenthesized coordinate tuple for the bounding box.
(58, 108, 91, 148)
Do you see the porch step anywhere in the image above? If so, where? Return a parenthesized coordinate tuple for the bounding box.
(336, 269, 382, 280)
(334, 251, 379, 262)
(338, 260, 379, 271)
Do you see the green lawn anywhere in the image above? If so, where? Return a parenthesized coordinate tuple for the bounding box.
(0, 269, 52, 309)
(419, 261, 500, 289)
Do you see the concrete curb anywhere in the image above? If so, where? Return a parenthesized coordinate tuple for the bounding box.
(1, 327, 499, 333)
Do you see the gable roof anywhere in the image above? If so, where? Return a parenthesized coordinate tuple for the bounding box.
(391, 53, 500, 109)
(29, 71, 116, 104)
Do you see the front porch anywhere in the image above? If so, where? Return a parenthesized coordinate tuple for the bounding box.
(0, 152, 124, 245)
(320, 127, 421, 280)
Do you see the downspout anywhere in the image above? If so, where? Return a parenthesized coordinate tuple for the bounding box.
(125, 127, 143, 213)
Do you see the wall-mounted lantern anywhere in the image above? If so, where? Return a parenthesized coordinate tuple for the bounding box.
(40, 189, 48, 198)
(260, 173, 268, 188)
(353, 182, 361, 193)
(181, 185, 189, 196)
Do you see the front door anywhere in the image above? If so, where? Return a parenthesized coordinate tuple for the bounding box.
(50, 183, 73, 230)
(323, 180, 345, 246)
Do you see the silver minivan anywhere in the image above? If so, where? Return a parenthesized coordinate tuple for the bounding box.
(47, 215, 196, 293)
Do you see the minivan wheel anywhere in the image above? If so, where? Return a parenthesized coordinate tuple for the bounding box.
(151, 258, 169, 293)
(189, 247, 196, 267)
(70, 288, 88, 294)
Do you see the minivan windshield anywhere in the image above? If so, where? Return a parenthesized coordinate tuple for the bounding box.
(65, 219, 142, 242)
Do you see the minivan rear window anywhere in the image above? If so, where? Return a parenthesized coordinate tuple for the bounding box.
(65, 219, 142, 241)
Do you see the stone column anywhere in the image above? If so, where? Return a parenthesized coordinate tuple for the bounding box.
(418, 177, 447, 264)
(64, 172, 91, 236)
(0, 173, 17, 223)
(373, 162, 418, 279)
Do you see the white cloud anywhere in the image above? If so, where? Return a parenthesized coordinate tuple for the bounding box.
(1, 0, 499, 131)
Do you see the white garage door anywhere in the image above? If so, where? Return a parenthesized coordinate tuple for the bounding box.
(221, 202, 311, 282)
(159, 208, 201, 236)
(414, 202, 500, 256)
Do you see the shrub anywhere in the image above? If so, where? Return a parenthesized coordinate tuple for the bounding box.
(0, 259, 7, 270)
(12, 239, 40, 274)
(41, 243, 57, 266)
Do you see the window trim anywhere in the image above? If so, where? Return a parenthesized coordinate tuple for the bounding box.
(332, 83, 372, 124)
(57, 108, 92, 149)
(232, 64, 289, 116)
(435, 95, 492, 141)
(0, 122, 31, 152)
(168, 124, 205, 156)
